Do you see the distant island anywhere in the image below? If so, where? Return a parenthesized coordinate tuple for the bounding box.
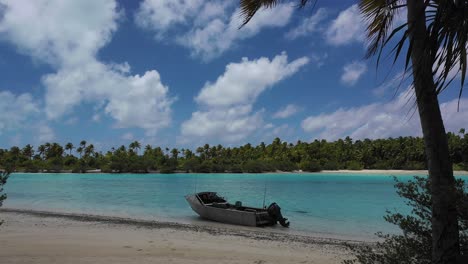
(1, 131, 467, 174)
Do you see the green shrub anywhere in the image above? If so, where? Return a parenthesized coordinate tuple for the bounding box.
(0, 166, 11, 225)
(229, 163, 243, 173)
(322, 160, 340, 170)
(299, 159, 322, 172)
(343, 176, 468, 264)
(242, 160, 264, 173)
(346, 161, 364, 170)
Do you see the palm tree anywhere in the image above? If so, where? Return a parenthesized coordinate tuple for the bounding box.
(76, 147, 83, 158)
(65, 143, 74, 156)
(22, 144, 34, 160)
(129, 141, 141, 155)
(84, 144, 94, 158)
(37, 145, 46, 160)
(240, 1, 466, 262)
(144, 144, 152, 156)
(79, 140, 87, 150)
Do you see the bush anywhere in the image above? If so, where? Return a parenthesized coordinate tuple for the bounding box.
(343, 176, 468, 264)
(453, 163, 468, 171)
(322, 160, 340, 170)
(346, 160, 364, 170)
(0, 166, 11, 225)
(242, 160, 265, 173)
(274, 160, 297, 171)
(402, 161, 426, 170)
(229, 163, 243, 173)
(299, 159, 322, 172)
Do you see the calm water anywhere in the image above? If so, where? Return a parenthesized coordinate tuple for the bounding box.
(4, 173, 466, 240)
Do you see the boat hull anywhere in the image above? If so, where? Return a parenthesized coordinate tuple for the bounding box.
(185, 194, 262, 227)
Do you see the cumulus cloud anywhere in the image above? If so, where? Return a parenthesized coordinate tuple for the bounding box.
(135, 1, 294, 60)
(196, 52, 309, 107)
(181, 53, 309, 144)
(43, 62, 174, 134)
(341, 61, 367, 86)
(0, 91, 40, 134)
(121, 132, 134, 141)
(325, 4, 365, 46)
(134, 0, 204, 38)
(0, 0, 175, 135)
(181, 105, 264, 144)
(273, 104, 302, 119)
(0, 0, 120, 67)
(286, 8, 328, 40)
(179, 4, 294, 60)
(301, 90, 468, 141)
(36, 123, 55, 143)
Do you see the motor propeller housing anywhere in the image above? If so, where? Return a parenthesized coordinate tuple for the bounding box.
(267, 202, 290, 227)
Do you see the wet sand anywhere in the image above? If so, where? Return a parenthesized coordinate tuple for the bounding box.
(0, 209, 360, 264)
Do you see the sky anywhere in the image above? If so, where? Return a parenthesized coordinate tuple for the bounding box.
(0, 0, 467, 151)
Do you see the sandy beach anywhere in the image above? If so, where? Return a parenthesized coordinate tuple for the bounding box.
(0, 209, 359, 264)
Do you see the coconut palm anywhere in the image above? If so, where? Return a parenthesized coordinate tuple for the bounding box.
(22, 144, 34, 160)
(240, 0, 467, 262)
(129, 141, 141, 155)
(65, 143, 74, 156)
(37, 145, 46, 160)
(79, 140, 87, 150)
(76, 147, 83, 158)
(84, 144, 94, 158)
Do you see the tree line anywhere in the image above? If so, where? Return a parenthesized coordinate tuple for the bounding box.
(1, 130, 467, 174)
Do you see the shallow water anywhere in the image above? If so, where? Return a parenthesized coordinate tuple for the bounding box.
(4, 173, 466, 240)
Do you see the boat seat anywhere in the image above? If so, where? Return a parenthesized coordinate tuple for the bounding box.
(211, 202, 228, 209)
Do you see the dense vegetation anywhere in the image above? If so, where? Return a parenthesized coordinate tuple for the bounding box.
(343, 176, 468, 264)
(0, 167, 10, 225)
(0, 131, 467, 174)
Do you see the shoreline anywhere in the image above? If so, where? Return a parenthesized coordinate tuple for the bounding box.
(9, 169, 468, 176)
(0, 208, 368, 245)
(0, 209, 361, 264)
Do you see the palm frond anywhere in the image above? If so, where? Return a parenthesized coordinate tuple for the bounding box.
(360, 0, 468, 103)
(239, 0, 313, 28)
(239, 0, 468, 103)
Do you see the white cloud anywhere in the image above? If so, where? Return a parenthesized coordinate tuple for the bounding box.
(273, 104, 302, 119)
(341, 61, 367, 86)
(121, 132, 134, 141)
(286, 8, 328, 40)
(0, 91, 40, 134)
(263, 124, 295, 141)
(181, 105, 264, 144)
(302, 90, 468, 141)
(372, 71, 407, 97)
(0, 0, 120, 67)
(180, 4, 294, 60)
(196, 52, 309, 107)
(136, 1, 294, 60)
(134, 0, 204, 38)
(181, 52, 309, 144)
(0, 0, 175, 135)
(36, 124, 55, 143)
(325, 4, 365, 46)
(43, 62, 174, 134)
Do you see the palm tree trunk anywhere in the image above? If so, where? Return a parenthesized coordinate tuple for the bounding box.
(407, 1, 460, 263)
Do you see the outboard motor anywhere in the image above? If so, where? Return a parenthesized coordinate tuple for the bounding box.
(267, 202, 290, 227)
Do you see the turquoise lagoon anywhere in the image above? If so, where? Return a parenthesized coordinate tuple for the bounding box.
(4, 173, 467, 240)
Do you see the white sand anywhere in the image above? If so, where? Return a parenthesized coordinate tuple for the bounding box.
(0, 210, 357, 264)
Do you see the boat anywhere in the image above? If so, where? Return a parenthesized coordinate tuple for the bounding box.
(185, 191, 289, 227)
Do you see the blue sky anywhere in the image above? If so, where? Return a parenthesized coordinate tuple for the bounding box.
(0, 0, 467, 151)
